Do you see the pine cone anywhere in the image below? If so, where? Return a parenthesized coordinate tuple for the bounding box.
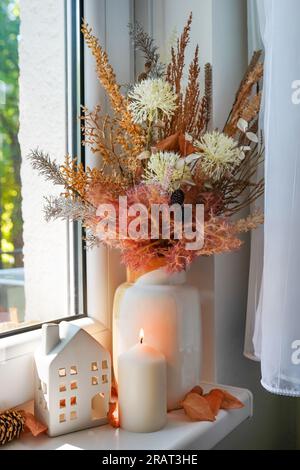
(170, 189, 185, 206)
(0, 410, 25, 445)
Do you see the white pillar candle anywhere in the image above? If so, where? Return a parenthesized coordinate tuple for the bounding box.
(118, 329, 167, 433)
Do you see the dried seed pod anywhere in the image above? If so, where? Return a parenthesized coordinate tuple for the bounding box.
(171, 189, 185, 206)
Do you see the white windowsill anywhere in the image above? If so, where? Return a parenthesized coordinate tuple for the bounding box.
(3, 383, 252, 451)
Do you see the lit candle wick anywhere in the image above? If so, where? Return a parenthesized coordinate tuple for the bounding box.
(139, 328, 144, 344)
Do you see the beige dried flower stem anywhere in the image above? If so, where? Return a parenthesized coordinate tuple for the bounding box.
(81, 21, 145, 154)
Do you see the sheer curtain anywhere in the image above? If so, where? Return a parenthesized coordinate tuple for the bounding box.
(244, 0, 264, 362)
(245, 0, 300, 396)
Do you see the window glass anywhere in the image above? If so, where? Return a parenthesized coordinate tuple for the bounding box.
(0, 0, 85, 335)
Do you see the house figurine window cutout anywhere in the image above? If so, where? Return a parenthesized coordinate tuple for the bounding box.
(34, 322, 111, 437)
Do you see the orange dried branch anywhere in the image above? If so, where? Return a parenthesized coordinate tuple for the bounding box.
(165, 13, 193, 135)
(61, 156, 88, 198)
(182, 45, 201, 133)
(81, 21, 145, 154)
(166, 12, 193, 94)
(81, 105, 142, 180)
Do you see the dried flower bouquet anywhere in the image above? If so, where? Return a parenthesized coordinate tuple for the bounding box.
(29, 13, 264, 273)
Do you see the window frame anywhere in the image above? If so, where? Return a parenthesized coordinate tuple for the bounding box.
(66, 0, 87, 317)
(0, 0, 87, 339)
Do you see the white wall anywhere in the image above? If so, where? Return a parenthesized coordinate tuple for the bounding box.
(19, 0, 70, 322)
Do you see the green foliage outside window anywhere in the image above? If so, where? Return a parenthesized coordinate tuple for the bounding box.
(0, 0, 23, 269)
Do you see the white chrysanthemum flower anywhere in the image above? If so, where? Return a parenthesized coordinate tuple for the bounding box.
(128, 78, 177, 124)
(195, 131, 244, 180)
(143, 151, 193, 192)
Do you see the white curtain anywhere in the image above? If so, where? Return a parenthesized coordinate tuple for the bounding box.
(244, 0, 264, 361)
(245, 0, 300, 396)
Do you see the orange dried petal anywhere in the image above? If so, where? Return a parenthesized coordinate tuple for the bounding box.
(190, 385, 204, 396)
(211, 389, 244, 410)
(107, 401, 120, 428)
(155, 132, 180, 152)
(204, 389, 224, 417)
(182, 392, 215, 422)
(221, 390, 244, 409)
(23, 411, 48, 437)
(178, 133, 198, 156)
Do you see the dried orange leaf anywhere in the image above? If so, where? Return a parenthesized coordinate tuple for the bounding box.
(107, 401, 120, 428)
(190, 385, 204, 396)
(178, 133, 197, 156)
(156, 132, 180, 152)
(211, 389, 244, 410)
(204, 389, 224, 417)
(111, 384, 118, 400)
(182, 392, 215, 422)
(182, 385, 203, 403)
(22, 411, 48, 437)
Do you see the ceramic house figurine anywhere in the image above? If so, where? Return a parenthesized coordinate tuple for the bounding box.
(34, 321, 111, 437)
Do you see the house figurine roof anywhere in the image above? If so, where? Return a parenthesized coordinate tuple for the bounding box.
(35, 321, 109, 371)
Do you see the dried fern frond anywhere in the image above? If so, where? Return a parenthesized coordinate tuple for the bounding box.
(60, 156, 129, 203)
(128, 22, 165, 78)
(81, 21, 145, 154)
(233, 210, 264, 233)
(28, 149, 66, 186)
(44, 196, 96, 223)
(81, 106, 138, 178)
(61, 155, 89, 198)
(81, 106, 115, 165)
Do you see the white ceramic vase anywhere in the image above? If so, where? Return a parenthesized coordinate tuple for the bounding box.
(113, 267, 202, 410)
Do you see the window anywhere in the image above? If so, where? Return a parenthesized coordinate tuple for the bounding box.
(70, 380, 77, 390)
(70, 396, 77, 406)
(59, 368, 66, 377)
(70, 365, 78, 375)
(91, 376, 98, 386)
(59, 398, 66, 409)
(0, 0, 86, 336)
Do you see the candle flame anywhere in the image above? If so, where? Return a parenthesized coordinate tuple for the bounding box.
(139, 328, 144, 344)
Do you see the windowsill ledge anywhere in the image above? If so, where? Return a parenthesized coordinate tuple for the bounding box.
(3, 383, 252, 451)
